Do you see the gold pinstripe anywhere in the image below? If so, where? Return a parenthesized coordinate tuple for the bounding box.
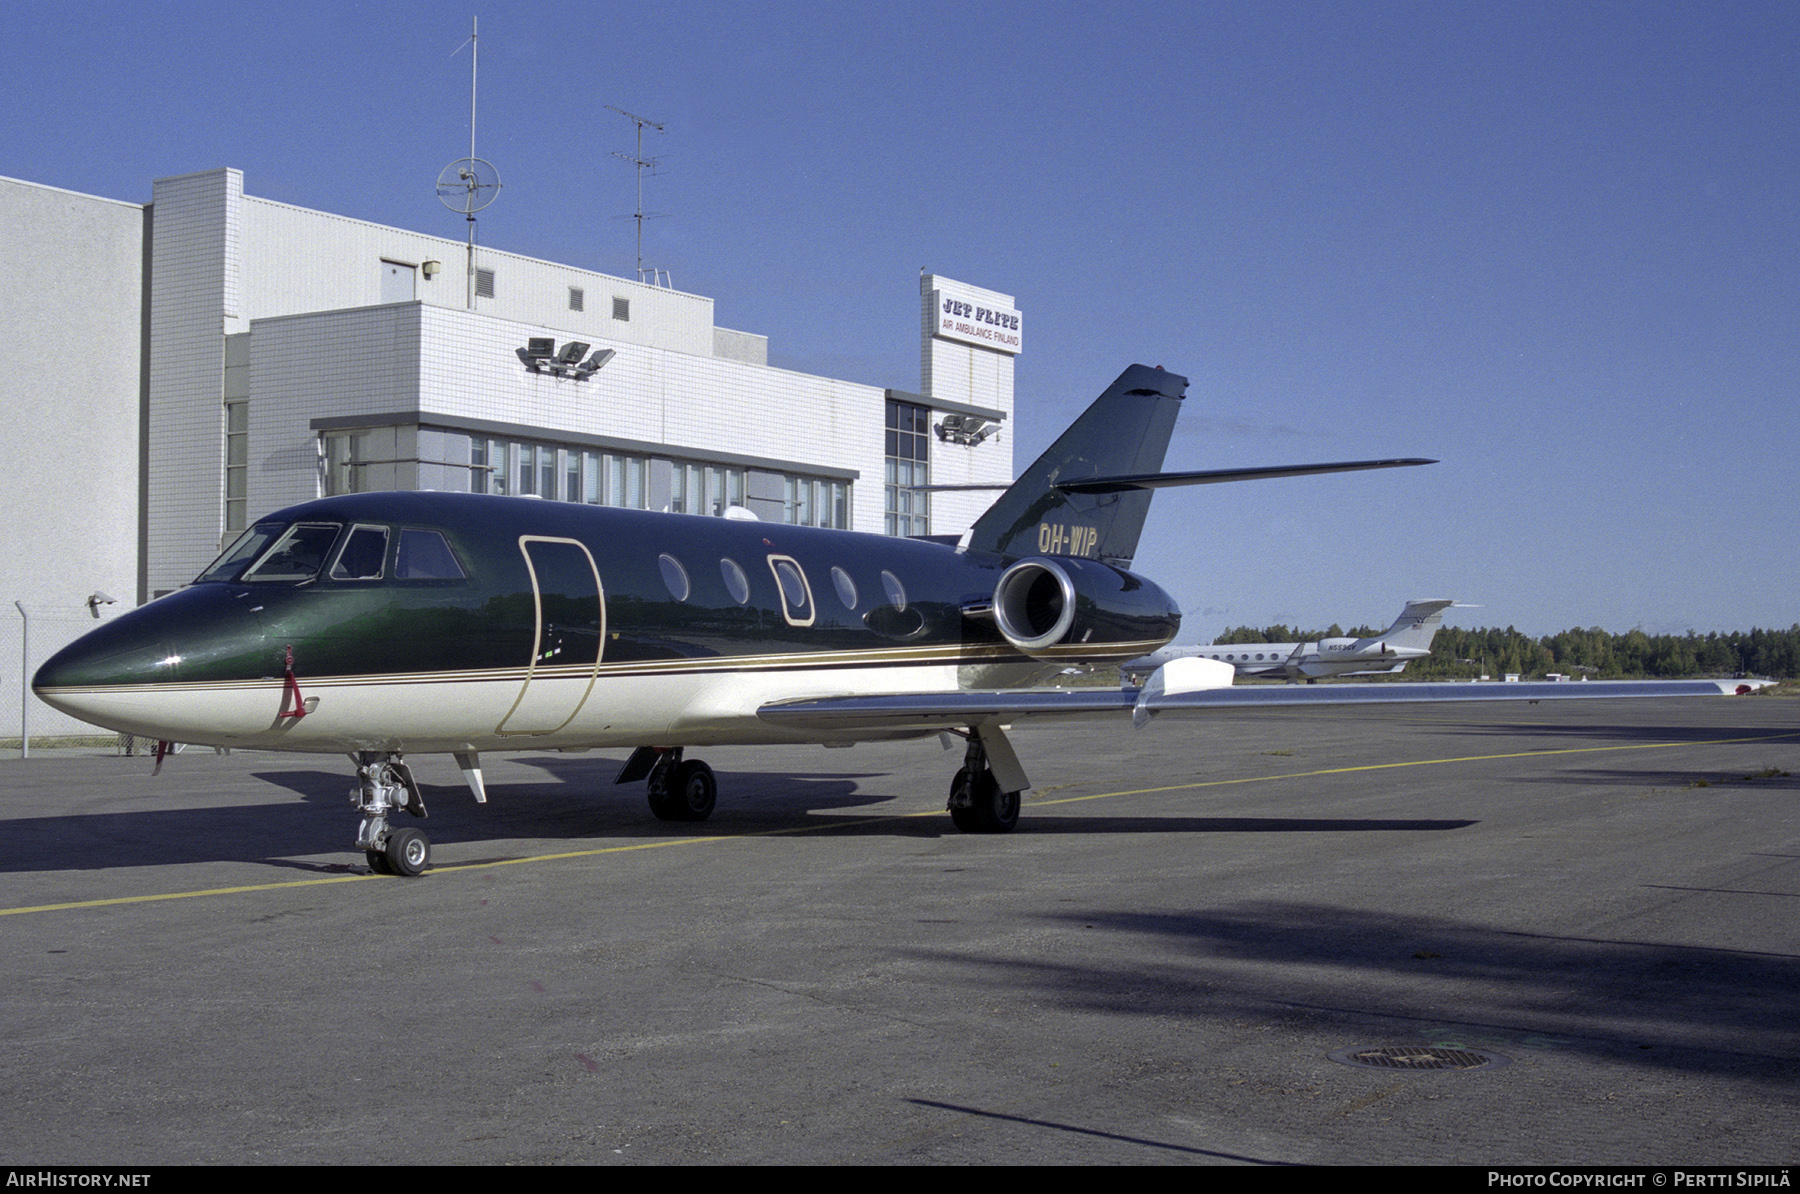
(37, 637, 1173, 697)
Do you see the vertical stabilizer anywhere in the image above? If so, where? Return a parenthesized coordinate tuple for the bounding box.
(1360, 599, 1456, 652)
(966, 364, 1186, 566)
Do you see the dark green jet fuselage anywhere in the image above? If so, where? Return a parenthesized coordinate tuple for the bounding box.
(32, 481, 1184, 753)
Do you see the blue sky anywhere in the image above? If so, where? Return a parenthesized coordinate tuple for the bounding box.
(8, 1, 1795, 638)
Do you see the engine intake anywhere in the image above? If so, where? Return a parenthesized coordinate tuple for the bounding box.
(991, 557, 1180, 660)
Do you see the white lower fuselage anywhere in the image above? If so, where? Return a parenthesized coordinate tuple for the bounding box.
(36, 654, 1071, 754)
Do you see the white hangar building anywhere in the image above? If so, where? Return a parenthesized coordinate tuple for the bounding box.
(0, 167, 1022, 740)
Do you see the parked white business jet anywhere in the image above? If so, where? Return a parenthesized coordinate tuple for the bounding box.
(1123, 599, 1460, 682)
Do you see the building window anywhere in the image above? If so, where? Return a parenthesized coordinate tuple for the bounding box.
(670, 462, 748, 518)
(783, 476, 850, 529)
(612, 297, 630, 321)
(224, 400, 248, 533)
(885, 398, 930, 537)
(476, 268, 496, 299)
(323, 430, 372, 495)
(466, 431, 780, 521)
(568, 286, 584, 312)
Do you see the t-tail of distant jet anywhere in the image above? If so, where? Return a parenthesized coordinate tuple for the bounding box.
(1349, 598, 1457, 659)
(961, 364, 1436, 569)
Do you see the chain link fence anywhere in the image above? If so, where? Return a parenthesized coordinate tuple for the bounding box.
(3, 604, 125, 750)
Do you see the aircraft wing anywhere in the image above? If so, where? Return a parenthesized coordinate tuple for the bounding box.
(758, 677, 1763, 734)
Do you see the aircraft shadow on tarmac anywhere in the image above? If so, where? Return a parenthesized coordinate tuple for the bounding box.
(1508, 766, 1798, 791)
(905, 900, 1800, 1086)
(1440, 719, 1800, 746)
(0, 751, 1481, 872)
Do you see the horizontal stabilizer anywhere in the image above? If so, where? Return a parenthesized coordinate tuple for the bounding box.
(1057, 458, 1435, 494)
(917, 458, 1436, 495)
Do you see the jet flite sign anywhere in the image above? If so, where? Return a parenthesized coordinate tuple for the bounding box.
(933, 291, 1023, 355)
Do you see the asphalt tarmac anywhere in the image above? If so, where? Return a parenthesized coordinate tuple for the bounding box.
(1, 694, 1796, 1166)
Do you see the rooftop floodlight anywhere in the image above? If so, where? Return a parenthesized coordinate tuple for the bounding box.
(555, 341, 591, 365)
(935, 414, 992, 446)
(525, 337, 555, 358)
(575, 348, 616, 378)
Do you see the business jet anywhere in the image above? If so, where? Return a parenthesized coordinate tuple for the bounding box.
(1122, 598, 1462, 682)
(32, 366, 1759, 876)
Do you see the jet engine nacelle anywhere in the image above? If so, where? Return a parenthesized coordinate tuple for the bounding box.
(991, 556, 1181, 658)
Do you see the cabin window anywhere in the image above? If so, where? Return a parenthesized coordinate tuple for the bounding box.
(880, 570, 907, 613)
(329, 525, 389, 580)
(241, 523, 343, 583)
(768, 556, 815, 627)
(395, 529, 467, 580)
(830, 566, 858, 611)
(659, 553, 691, 602)
(720, 558, 750, 605)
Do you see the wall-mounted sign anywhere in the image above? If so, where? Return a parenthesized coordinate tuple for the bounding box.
(931, 290, 1023, 355)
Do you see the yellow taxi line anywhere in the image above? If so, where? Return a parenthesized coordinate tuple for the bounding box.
(5, 730, 1793, 917)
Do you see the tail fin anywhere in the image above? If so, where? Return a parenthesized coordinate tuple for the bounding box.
(1364, 599, 1456, 651)
(962, 364, 1434, 567)
(965, 364, 1186, 567)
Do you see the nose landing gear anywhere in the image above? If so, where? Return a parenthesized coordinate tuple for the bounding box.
(353, 752, 431, 876)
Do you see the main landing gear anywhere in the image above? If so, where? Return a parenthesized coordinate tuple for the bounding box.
(353, 751, 431, 876)
(945, 729, 1024, 834)
(616, 746, 717, 822)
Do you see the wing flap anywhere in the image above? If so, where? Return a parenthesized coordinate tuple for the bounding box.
(757, 678, 1763, 734)
(1138, 677, 1762, 714)
(758, 688, 1136, 732)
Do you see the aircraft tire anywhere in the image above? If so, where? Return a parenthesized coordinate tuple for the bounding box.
(670, 759, 717, 822)
(366, 849, 393, 875)
(385, 827, 430, 877)
(948, 767, 1020, 834)
(646, 788, 681, 820)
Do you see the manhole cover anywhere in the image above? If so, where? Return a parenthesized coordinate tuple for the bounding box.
(1327, 1045, 1511, 1072)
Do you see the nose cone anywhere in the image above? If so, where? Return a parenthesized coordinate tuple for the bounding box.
(33, 586, 267, 734)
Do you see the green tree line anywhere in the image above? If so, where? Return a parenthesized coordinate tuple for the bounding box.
(1213, 623, 1800, 679)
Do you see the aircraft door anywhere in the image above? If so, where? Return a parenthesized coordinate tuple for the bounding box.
(497, 536, 605, 735)
(767, 554, 815, 627)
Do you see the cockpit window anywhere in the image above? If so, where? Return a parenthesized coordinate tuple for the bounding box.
(240, 523, 343, 582)
(329, 524, 389, 580)
(394, 529, 468, 580)
(195, 522, 286, 584)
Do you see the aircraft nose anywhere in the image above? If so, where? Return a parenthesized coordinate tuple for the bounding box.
(33, 586, 267, 701)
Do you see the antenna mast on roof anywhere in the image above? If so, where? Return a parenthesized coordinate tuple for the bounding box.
(438, 16, 501, 309)
(609, 106, 668, 287)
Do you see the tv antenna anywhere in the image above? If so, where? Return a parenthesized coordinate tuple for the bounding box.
(438, 17, 501, 307)
(609, 106, 667, 286)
